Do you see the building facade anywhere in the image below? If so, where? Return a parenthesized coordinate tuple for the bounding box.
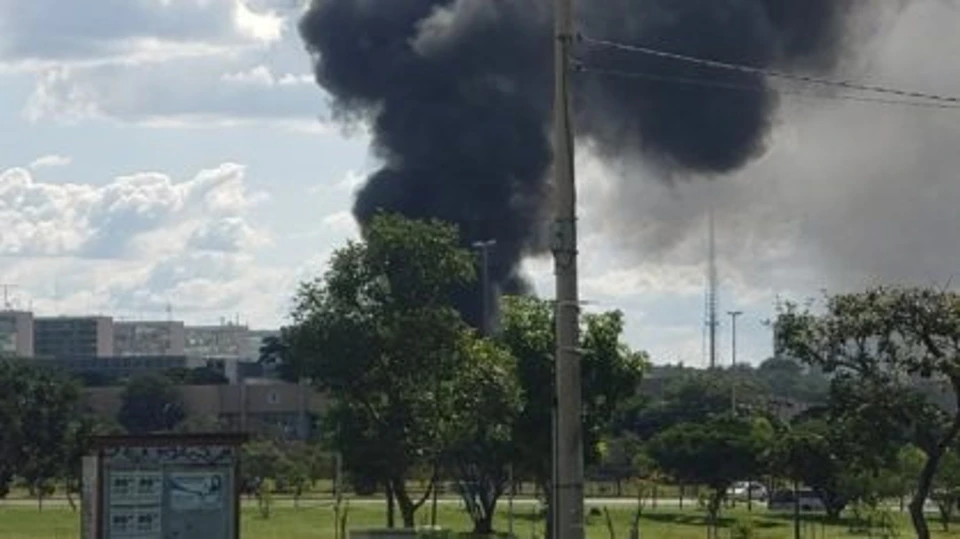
(114, 321, 186, 356)
(0, 310, 34, 357)
(82, 381, 326, 439)
(34, 316, 114, 358)
(185, 323, 250, 358)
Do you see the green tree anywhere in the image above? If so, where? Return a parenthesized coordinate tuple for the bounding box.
(593, 433, 646, 496)
(61, 416, 121, 511)
(776, 287, 960, 539)
(288, 214, 476, 528)
(0, 360, 83, 507)
(647, 415, 771, 535)
(932, 448, 960, 531)
(166, 366, 228, 385)
(499, 296, 647, 493)
(890, 445, 926, 511)
(175, 414, 226, 433)
(771, 416, 866, 519)
(630, 373, 747, 440)
(279, 444, 311, 508)
(242, 439, 285, 487)
(117, 374, 186, 434)
(446, 338, 522, 534)
(258, 330, 301, 383)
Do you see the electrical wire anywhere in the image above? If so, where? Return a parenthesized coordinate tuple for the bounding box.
(574, 63, 960, 111)
(579, 33, 960, 106)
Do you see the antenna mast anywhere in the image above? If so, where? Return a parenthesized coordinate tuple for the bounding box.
(0, 284, 18, 310)
(707, 207, 718, 369)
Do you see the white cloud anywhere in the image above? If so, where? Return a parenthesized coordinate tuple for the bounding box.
(221, 64, 313, 86)
(187, 217, 270, 252)
(0, 162, 266, 258)
(28, 154, 72, 169)
(0, 0, 289, 69)
(310, 169, 367, 196)
(0, 162, 297, 327)
(23, 59, 328, 129)
(7, 0, 324, 130)
(322, 210, 358, 236)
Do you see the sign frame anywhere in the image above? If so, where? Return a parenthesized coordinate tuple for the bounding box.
(85, 433, 248, 539)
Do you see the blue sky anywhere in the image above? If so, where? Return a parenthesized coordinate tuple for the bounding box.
(2, 0, 959, 366)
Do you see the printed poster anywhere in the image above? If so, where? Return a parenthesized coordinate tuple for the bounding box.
(108, 508, 161, 538)
(168, 471, 225, 511)
(109, 471, 162, 506)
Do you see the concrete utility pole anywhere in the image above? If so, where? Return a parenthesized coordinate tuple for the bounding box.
(472, 240, 497, 336)
(728, 310, 743, 413)
(552, 0, 584, 536)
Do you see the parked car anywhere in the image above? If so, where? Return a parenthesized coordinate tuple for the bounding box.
(730, 481, 768, 502)
(767, 489, 825, 512)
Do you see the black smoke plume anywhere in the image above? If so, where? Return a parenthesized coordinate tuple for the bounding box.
(299, 0, 865, 326)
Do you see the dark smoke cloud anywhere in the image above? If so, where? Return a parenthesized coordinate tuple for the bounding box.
(299, 0, 876, 325)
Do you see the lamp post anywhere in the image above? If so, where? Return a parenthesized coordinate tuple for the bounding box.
(471, 240, 497, 336)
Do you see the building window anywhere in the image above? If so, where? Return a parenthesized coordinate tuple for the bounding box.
(267, 391, 279, 405)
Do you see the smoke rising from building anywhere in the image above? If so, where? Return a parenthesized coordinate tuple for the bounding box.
(298, 0, 899, 324)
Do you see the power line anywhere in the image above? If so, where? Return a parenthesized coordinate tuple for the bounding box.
(574, 64, 960, 111)
(579, 34, 960, 106)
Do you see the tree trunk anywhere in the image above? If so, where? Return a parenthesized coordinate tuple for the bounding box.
(66, 488, 77, 512)
(391, 477, 434, 529)
(706, 490, 723, 539)
(936, 498, 954, 531)
(386, 483, 396, 528)
(911, 410, 960, 539)
(473, 499, 497, 536)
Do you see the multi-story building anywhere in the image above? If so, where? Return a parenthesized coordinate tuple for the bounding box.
(34, 316, 114, 358)
(82, 380, 326, 439)
(114, 321, 186, 356)
(36, 355, 201, 380)
(0, 310, 34, 357)
(185, 323, 250, 358)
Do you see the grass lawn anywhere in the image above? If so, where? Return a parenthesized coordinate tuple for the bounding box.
(3, 502, 960, 539)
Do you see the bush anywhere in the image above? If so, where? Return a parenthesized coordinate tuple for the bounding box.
(731, 518, 757, 539)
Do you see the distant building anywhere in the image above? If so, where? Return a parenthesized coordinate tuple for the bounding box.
(185, 323, 250, 359)
(34, 316, 114, 358)
(114, 321, 186, 356)
(36, 355, 202, 380)
(82, 381, 327, 439)
(0, 310, 34, 357)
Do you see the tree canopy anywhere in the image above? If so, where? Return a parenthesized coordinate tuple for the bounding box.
(777, 286, 960, 539)
(497, 295, 648, 490)
(287, 213, 478, 527)
(117, 373, 186, 434)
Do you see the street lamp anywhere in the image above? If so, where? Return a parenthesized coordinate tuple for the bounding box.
(727, 310, 743, 413)
(471, 240, 497, 337)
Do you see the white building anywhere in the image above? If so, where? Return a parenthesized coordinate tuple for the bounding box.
(114, 321, 186, 356)
(0, 310, 34, 357)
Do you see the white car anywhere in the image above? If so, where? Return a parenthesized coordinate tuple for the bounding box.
(730, 481, 768, 502)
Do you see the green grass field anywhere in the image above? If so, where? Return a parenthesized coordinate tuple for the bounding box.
(4, 501, 960, 539)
